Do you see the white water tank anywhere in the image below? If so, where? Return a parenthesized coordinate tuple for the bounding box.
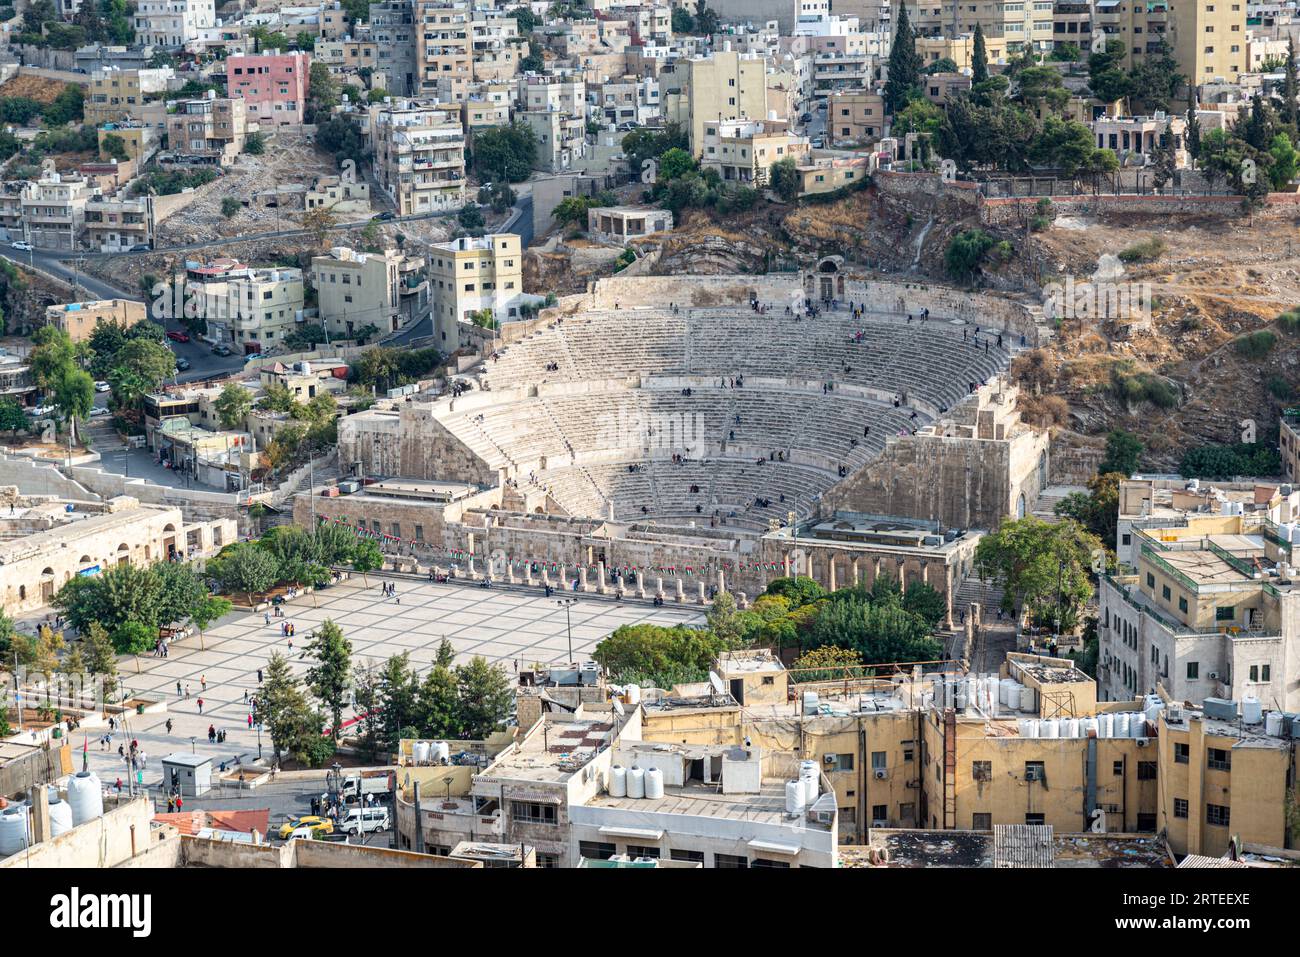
(47, 789, 73, 837)
(943, 676, 956, 708)
(1266, 711, 1284, 736)
(800, 760, 819, 803)
(1130, 714, 1146, 738)
(1098, 713, 1114, 738)
(1019, 685, 1036, 713)
(433, 742, 450, 765)
(1080, 717, 1099, 739)
(1017, 719, 1035, 738)
(609, 765, 627, 798)
(645, 767, 664, 800)
(0, 805, 29, 857)
(413, 741, 430, 765)
(625, 684, 641, 705)
(1040, 719, 1059, 739)
(1000, 678, 1020, 709)
(785, 780, 806, 814)
(1240, 696, 1262, 724)
(1061, 718, 1079, 739)
(627, 766, 646, 799)
(1144, 700, 1165, 726)
(956, 684, 969, 710)
(1114, 713, 1131, 738)
(66, 771, 103, 826)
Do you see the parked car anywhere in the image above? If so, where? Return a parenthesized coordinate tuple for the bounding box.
(89, 406, 111, 417)
(11, 241, 33, 251)
(129, 244, 151, 252)
(277, 816, 334, 840)
(811, 137, 825, 149)
(376, 211, 396, 221)
(175, 357, 191, 371)
(212, 344, 233, 356)
(94, 380, 111, 393)
(28, 404, 55, 417)
(166, 330, 190, 342)
(340, 806, 390, 835)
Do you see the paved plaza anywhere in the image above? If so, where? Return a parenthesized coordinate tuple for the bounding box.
(72, 574, 704, 791)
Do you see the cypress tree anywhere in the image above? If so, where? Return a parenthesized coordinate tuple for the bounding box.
(884, 5, 923, 115)
(1284, 36, 1298, 128)
(972, 22, 989, 85)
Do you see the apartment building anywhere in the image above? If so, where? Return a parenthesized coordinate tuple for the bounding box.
(182, 258, 304, 352)
(166, 93, 248, 165)
(461, 85, 513, 132)
(133, 0, 216, 49)
(428, 233, 524, 345)
(1053, 0, 1095, 53)
(589, 75, 661, 127)
(917, 32, 1010, 69)
(904, 0, 1055, 57)
(1094, 0, 1247, 85)
(1099, 508, 1300, 711)
(700, 118, 812, 186)
(20, 170, 97, 251)
(369, 98, 468, 215)
(828, 89, 886, 144)
(83, 194, 156, 252)
(318, 0, 354, 39)
(470, 11, 522, 82)
(369, 0, 418, 96)
(415, 0, 472, 99)
(305, 172, 371, 215)
(1282, 411, 1300, 483)
(310, 245, 407, 338)
(84, 66, 174, 126)
(662, 47, 777, 154)
(518, 108, 588, 173)
(44, 299, 147, 344)
(226, 50, 311, 127)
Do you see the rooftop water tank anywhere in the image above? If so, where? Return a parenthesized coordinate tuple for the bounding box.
(1265, 711, 1284, 737)
(626, 766, 646, 800)
(1019, 685, 1036, 713)
(66, 771, 103, 826)
(1040, 719, 1059, 739)
(47, 789, 73, 837)
(1130, 714, 1146, 738)
(609, 765, 627, 798)
(433, 742, 450, 765)
(625, 684, 641, 705)
(1098, 713, 1114, 738)
(412, 741, 430, 765)
(1061, 718, 1079, 739)
(0, 806, 29, 857)
(645, 767, 664, 800)
(785, 780, 806, 815)
(1114, 713, 1131, 738)
(1242, 696, 1263, 724)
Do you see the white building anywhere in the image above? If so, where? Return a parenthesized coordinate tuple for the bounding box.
(133, 0, 217, 49)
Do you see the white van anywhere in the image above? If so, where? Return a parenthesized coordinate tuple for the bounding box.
(341, 806, 390, 835)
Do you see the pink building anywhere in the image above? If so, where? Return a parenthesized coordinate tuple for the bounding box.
(226, 50, 310, 127)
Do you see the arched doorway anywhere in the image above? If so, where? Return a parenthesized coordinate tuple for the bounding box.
(163, 523, 177, 559)
(40, 567, 56, 602)
(117, 543, 130, 566)
(1017, 492, 1027, 519)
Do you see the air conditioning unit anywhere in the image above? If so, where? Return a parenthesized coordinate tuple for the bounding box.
(873, 769, 888, 780)
(1025, 766, 1045, 782)
(1208, 672, 1219, 681)
(871, 820, 888, 829)
(823, 753, 836, 764)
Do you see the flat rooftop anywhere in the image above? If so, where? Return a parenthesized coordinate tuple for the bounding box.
(363, 479, 480, 502)
(851, 829, 1173, 868)
(584, 778, 833, 831)
(1162, 709, 1292, 750)
(480, 713, 621, 784)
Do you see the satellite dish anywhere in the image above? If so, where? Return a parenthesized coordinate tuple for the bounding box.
(612, 697, 625, 716)
(708, 671, 726, 696)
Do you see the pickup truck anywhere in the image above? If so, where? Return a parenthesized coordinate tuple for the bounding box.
(332, 771, 393, 802)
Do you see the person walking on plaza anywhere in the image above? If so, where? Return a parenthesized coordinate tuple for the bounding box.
(197, 697, 204, 714)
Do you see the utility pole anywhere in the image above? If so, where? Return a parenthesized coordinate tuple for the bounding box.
(556, 597, 577, 664)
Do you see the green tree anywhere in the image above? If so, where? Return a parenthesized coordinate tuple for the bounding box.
(1127, 38, 1183, 114)
(1284, 38, 1298, 128)
(42, 84, 85, 125)
(472, 121, 537, 182)
(209, 542, 282, 604)
(1269, 132, 1298, 190)
(0, 398, 27, 432)
(1088, 38, 1132, 104)
(111, 620, 155, 656)
(520, 36, 546, 73)
(221, 196, 242, 218)
(351, 538, 383, 586)
(790, 645, 862, 681)
(454, 656, 514, 738)
(377, 652, 418, 755)
(190, 594, 232, 649)
(974, 516, 1102, 631)
(971, 22, 989, 85)
(1098, 429, 1143, 475)
(670, 6, 694, 33)
(694, 0, 719, 34)
(214, 382, 253, 429)
(414, 663, 460, 738)
(260, 650, 314, 766)
(765, 575, 827, 607)
(100, 132, 129, 162)
(944, 228, 999, 281)
(52, 366, 94, 444)
(706, 591, 742, 646)
(884, 4, 923, 114)
(82, 621, 119, 700)
(108, 338, 175, 407)
(306, 619, 353, 742)
(657, 146, 696, 181)
(594, 623, 731, 688)
(1054, 471, 1124, 547)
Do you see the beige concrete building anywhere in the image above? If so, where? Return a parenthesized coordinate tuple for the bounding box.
(166, 93, 248, 166)
(20, 170, 97, 251)
(181, 258, 305, 353)
(83, 193, 156, 253)
(661, 49, 776, 155)
(310, 245, 406, 338)
(586, 206, 674, 245)
(905, 0, 1055, 58)
(44, 298, 147, 343)
(369, 98, 468, 215)
(133, 0, 216, 49)
(828, 89, 886, 145)
(1283, 411, 1300, 483)
(305, 172, 371, 216)
(700, 118, 811, 187)
(1094, 0, 1246, 86)
(428, 233, 525, 346)
(84, 66, 174, 126)
(97, 123, 162, 165)
(0, 492, 234, 614)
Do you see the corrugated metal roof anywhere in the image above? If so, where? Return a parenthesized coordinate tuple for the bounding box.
(1177, 854, 1249, 868)
(993, 824, 1055, 868)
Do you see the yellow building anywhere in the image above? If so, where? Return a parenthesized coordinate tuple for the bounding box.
(1156, 701, 1295, 857)
(428, 233, 525, 348)
(661, 49, 776, 156)
(828, 89, 886, 145)
(917, 33, 1009, 70)
(905, 2, 1053, 58)
(1094, 0, 1246, 87)
(1282, 411, 1299, 483)
(699, 118, 811, 187)
(44, 299, 147, 344)
(85, 67, 173, 126)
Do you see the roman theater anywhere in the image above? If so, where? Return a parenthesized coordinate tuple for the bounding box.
(304, 265, 1052, 626)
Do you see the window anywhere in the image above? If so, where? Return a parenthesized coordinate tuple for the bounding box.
(902, 742, 915, 762)
(972, 760, 992, 781)
(1207, 748, 1231, 771)
(1136, 813, 1157, 831)
(1186, 662, 1199, 680)
(751, 858, 791, 868)
(1162, 584, 1171, 601)
(871, 804, 887, 824)
(972, 812, 991, 829)
(670, 849, 704, 863)
(715, 853, 748, 868)
(625, 844, 660, 859)
(1138, 761, 1157, 781)
(1024, 761, 1045, 782)
(1206, 804, 1230, 827)
(1216, 606, 1234, 621)
(579, 840, 616, 860)
(1025, 813, 1045, 825)
(1178, 596, 1188, 613)
(536, 852, 560, 868)
(871, 752, 886, 771)
(509, 801, 556, 825)
(1174, 743, 1189, 764)
(1147, 573, 1155, 588)
(825, 753, 854, 772)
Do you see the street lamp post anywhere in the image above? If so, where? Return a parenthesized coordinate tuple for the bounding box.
(556, 597, 577, 664)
